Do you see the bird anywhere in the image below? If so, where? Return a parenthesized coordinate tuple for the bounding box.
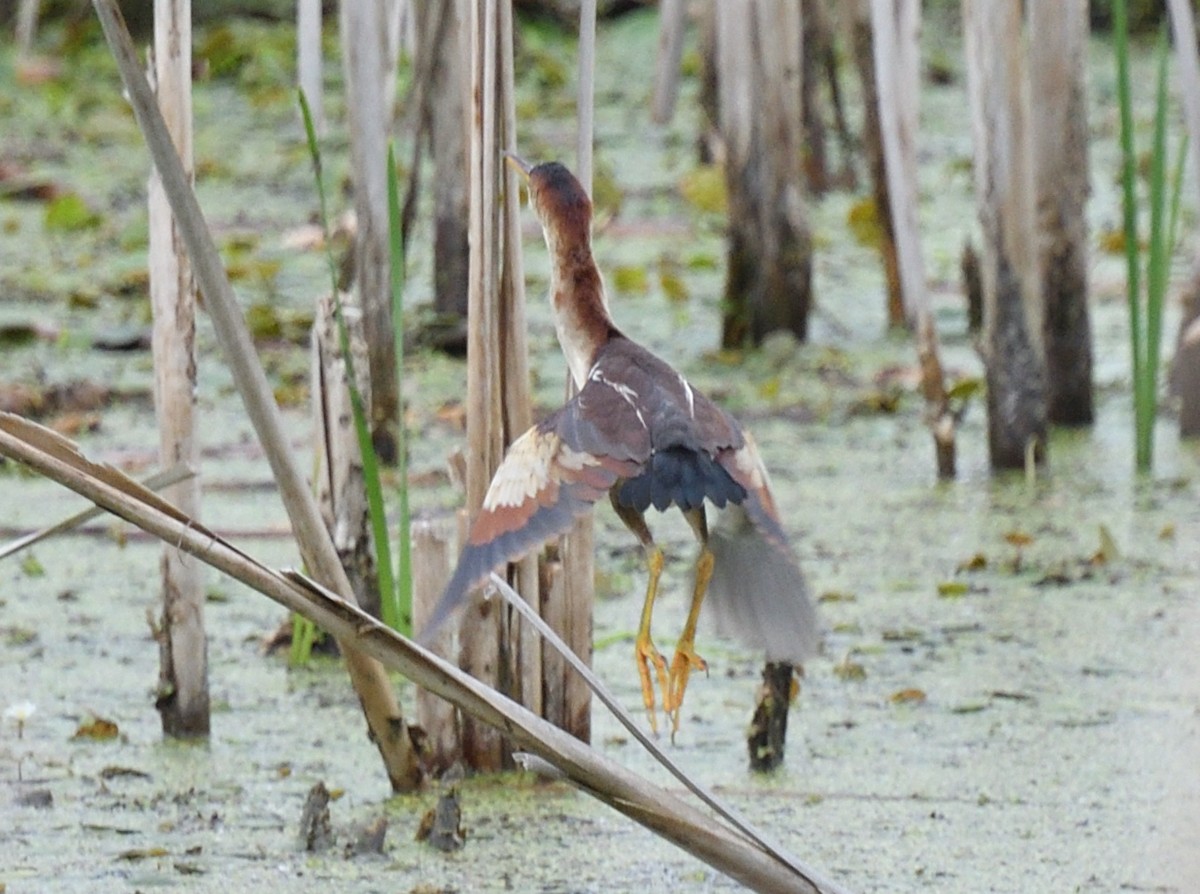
(423, 156, 819, 735)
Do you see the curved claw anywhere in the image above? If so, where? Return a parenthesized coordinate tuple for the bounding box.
(666, 644, 708, 735)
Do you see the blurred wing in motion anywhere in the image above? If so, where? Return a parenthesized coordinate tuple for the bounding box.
(707, 434, 821, 662)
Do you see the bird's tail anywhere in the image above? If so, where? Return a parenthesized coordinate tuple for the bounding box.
(701, 505, 821, 664)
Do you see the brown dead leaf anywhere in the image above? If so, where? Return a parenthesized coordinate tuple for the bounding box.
(49, 412, 101, 437)
(435, 401, 466, 429)
(1089, 524, 1119, 565)
(1003, 530, 1034, 548)
(72, 716, 120, 741)
(889, 688, 927, 705)
(0, 380, 111, 420)
(833, 654, 866, 681)
(957, 552, 987, 573)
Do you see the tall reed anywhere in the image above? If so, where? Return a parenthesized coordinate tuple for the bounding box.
(386, 144, 412, 632)
(298, 91, 409, 648)
(1115, 6, 1186, 472)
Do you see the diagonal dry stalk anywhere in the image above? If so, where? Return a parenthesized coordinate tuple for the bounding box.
(90, 0, 421, 791)
(0, 411, 850, 894)
(0, 464, 190, 561)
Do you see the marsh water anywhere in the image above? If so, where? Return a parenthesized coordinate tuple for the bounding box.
(2, 9, 1199, 893)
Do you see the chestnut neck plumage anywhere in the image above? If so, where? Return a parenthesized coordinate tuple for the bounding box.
(540, 214, 621, 389)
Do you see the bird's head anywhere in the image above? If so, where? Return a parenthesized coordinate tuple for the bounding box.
(506, 155, 592, 245)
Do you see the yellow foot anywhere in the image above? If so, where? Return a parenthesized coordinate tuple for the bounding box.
(636, 636, 670, 736)
(665, 645, 708, 735)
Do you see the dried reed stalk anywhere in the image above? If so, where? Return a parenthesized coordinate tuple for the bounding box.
(869, 0, 955, 478)
(92, 0, 423, 792)
(148, 0, 208, 736)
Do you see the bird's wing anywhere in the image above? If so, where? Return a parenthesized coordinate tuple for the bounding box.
(708, 432, 821, 662)
(420, 394, 643, 639)
(714, 431, 792, 555)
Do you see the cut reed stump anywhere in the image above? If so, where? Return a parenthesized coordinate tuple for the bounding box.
(312, 293, 381, 621)
(148, 0, 208, 739)
(714, 0, 814, 347)
(1030, 0, 1094, 426)
(1167, 0, 1200, 437)
(339, 0, 402, 463)
(555, 0, 599, 748)
(870, 0, 956, 479)
(747, 662, 796, 772)
(410, 0, 471, 330)
(964, 0, 1047, 470)
(456, 0, 540, 771)
(850, 0, 904, 329)
(411, 517, 458, 774)
(1175, 268, 1200, 437)
(651, 0, 686, 125)
(798, 0, 830, 194)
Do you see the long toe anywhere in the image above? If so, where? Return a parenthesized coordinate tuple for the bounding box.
(666, 646, 708, 726)
(636, 638, 669, 735)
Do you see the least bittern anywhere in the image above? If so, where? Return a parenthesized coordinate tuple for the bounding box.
(424, 157, 819, 735)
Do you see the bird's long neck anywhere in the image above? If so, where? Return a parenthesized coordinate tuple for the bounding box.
(545, 228, 619, 388)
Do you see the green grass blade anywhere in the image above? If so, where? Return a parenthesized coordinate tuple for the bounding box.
(1113, 0, 1148, 470)
(1143, 29, 1172, 472)
(299, 92, 342, 310)
(1168, 134, 1189, 257)
(386, 142, 412, 635)
(289, 611, 317, 666)
(299, 89, 398, 629)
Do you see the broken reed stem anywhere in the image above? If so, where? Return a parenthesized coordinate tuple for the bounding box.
(91, 0, 421, 791)
(149, 0, 208, 738)
(550, 0, 601, 744)
(651, 0, 687, 125)
(869, 0, 955, 478)
(0, 465, 190, 561)
(576, 0, 596, 188)
(0, 412, 849, 894)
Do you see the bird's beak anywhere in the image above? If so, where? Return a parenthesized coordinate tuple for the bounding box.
(504, 152, 533, 180)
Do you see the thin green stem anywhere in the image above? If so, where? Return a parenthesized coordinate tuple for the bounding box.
(386, 143, 412, 635)
(289, 610, 316, 667)
(300, 90, 398, 628)
(1114, 0, 1148, 471)
(1142, 30, 1171, 471)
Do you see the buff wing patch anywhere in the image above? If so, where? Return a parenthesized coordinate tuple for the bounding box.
(421, 421, 637, 639)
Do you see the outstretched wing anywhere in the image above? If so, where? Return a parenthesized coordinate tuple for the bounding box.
(707, 432, 821, 662)
(421, 398, 642, 639)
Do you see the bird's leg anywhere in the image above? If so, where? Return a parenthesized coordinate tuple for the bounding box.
(611, 495, 669, 734)
(637, 543, 669, 732)
(667, 507, 713, 734)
